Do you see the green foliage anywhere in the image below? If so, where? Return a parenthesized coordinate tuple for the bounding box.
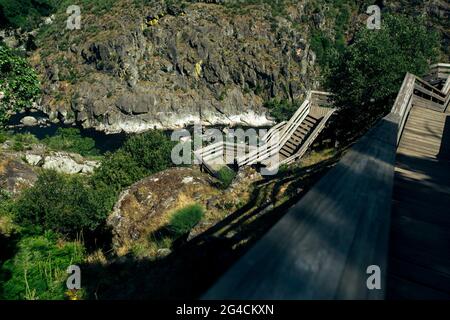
(0, 44, 40, 125)
(122, 131, 176, 173)
(167, 204, 204, 237)
(42, 128, 99, 157)
(216, 166, 236, 190)
(0, 189, 17, 238)
(91, 150, 146, 192)
(310, 31, 337, 70)
(93, 130, 175, 192)
(327, 14, 440, 140)
(0, 0, 55, 30)
(14, 171, 109, 238)
(308, 1, 355, 75)
(0, 232, 84, 300)
(265, 99, 300, 122)
(0, 131, 38, 151)
(0, 131, 7, 143)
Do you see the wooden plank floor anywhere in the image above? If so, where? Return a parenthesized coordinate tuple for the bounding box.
(388, 105, 450, 299)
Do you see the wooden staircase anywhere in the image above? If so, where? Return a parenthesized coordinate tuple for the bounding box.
(277, 115, 319, 161)
(195, 91, 336, 175)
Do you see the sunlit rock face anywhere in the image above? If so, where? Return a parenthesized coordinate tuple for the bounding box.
(33, 1, 318, 133)
(107, 167, 219, 255)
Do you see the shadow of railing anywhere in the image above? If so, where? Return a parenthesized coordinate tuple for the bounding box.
(203, 115, 399, 299)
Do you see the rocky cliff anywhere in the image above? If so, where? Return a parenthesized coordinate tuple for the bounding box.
(31, 0, 318, 133)
(6, 0, 448, 133)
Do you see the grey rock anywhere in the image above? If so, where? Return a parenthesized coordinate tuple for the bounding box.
(36, 1, 318, 133)
(20, 116, 38, 126)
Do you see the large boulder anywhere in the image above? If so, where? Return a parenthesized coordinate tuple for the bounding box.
(25, 151, 100, 174)
(107, 167, 220, 255)
(20, 116, 38, 127)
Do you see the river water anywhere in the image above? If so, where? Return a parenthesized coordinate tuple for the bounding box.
(7, 111, 128, 154)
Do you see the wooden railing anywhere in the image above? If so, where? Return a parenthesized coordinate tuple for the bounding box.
(413, 75, 447, 111)
(203, 67, 450, 300)
(429, 63, 450, 80)
(393, 73, 416, 144)
(236, 100, 311, 166)
(443, 77, 450, 95)
(273, 108, 336, 170)
(262, 120, 286, 143)
(194, 141, 255, 175)
(309, 90, 333, 108)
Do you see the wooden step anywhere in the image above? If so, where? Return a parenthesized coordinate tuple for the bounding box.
(292, 132, 306, 141)
(285, 141, 298, 150)
(279, 148, 291, 158)
(300, 122, 314, 130)
(305, 114, 319, 122)
(282, 144, 295, 153)
(294, 129, 309, 139)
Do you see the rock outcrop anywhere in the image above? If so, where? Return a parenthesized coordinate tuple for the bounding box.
(0, 155, 37, 197)
(107, 167, 220, 254)
(33, 1, 318, 133)
(107, 166, 260, 256)
(24, 151, 99, 174)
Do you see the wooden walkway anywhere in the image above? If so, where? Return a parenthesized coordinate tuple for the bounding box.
(388, 105, 450, 299)
(203, 68, 450, 300)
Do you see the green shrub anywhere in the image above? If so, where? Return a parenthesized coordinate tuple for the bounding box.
(265, 99, 300, 122)
(216, 166, 236, 189)
(0, 232, 85, 300)
(0, 131, 8, 143)
(13, 132, 38, 145)
(0, 132, 38, 151)
(42, 128, 99, 157)
(91, 150, 147, 192)
(0, 44, 41, 124)
(122, 130, 176, 173)
(14, 170, 109, 238)
(167, 204, 204, 237)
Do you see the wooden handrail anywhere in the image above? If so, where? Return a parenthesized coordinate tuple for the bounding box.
(236, 100, 311, 166)
(204, 66, 449, 300)
(262, 121, 286, 142)
(429, 63, 450, 79)
(414, 76, 446, 99)
(267, 108, 336, 171)
(443, 77, 450, 95)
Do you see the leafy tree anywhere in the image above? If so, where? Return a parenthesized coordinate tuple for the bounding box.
(327, 14, 440, 141)
(122, 130, 176, 173)
(91, 150, 147, 192)
(14, 171, 108, 238)
(0, 44, 40, 124)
